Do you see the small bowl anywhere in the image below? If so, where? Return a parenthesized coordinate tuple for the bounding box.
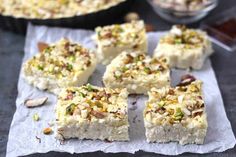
(147, 0, 218, 24)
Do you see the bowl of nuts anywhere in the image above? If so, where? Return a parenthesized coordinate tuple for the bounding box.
(147, 0, 218, 24)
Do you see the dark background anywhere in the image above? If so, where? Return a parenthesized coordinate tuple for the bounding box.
(0, 0, 236, 157)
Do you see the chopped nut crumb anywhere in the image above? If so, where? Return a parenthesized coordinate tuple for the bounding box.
(24, 97, 48, 108)
(43, 127, 53, 135)
(124, 12, 140, 22)
(33, 113, 40, 121)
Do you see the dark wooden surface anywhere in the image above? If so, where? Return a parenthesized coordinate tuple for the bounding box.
(0, 0, 236, 157)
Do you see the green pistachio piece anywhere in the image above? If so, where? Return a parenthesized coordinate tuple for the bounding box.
(134, 57, 140, 63)
(85, 84, 98, 92)
(114, 74, 122, 80)
(69, 55, 76, 61)
(174, 107, 184, 120)
(66, 103, 77, 115)
(95, 101, 103, 108)
(44, 47, 52, 53)
(33, 113, 40, 121)
(175, 38, 182, 44)
(79, 92, 86, 98)
(66, 63, 73, 71)
(86, 84, 93, 92)
(144, 67, 151, 74)
(174, 115, 183, 120)
(158, 101, 165, 108)
(48, 66, 54, 73)
(37, 65, 44, 70)
(121, 66, 129, 72)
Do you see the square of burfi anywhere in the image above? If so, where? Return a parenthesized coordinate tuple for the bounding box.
(94, 20, 147, 65)
(56, 84, 129, 141)
(103, 51, 170, 94)
(144, 75, 208, 145)
(154, 25, 213, 70)
(23, 39, 97, 94)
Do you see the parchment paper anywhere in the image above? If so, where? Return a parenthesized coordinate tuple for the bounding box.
(6, 24, 236, 157)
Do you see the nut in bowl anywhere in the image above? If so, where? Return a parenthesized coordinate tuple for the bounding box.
(147, 0, 218, 24)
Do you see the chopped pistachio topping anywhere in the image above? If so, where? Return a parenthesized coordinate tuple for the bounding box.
(66, 103, 77, 115)
(96, 21, 146, 47)
(144, 67, 151, 74)
(158, 101, 165, 108)
(113, 53, 168, 80)
(83, 84, 99, 92)
(160, 25, 205, 48)
(174, 108, 184, 121)
(58, 85, 128, 121)
(145, 78, 205, 125)
(25, 39, 94, 80)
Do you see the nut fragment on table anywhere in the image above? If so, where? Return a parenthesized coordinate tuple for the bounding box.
(24, 97, 48, 108)
(33, 113, 40, 121)
(43, 127, 53, 135)
(124, 12, 140, 22)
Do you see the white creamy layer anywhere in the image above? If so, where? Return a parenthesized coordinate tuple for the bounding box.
(154, 42, 213, 69)
(57, 121, 129, 141)
(143, 78, 208, 145)
(154, 27, 213, 70)
(97, 43, 147, 65)
(144, 120, 207, 145)
(23, 62, 96, 94)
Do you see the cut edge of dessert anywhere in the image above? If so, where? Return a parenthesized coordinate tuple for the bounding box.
(94, 20, 148, 65)
(23, 38, 97, 94)
(144, 74, 208, 145)
(103, 51, 170, 94)
(154, 25, 213, 70)
(55, 84, 129, 142)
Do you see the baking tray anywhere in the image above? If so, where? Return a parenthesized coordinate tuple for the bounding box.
(0, 0, 134, 34)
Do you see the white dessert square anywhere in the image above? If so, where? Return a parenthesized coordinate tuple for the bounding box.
(103, 51, 170, 94)
(56, 84, 129, 141)
(154, 25, 213, 70)
(94, 20, 147, 65)
(23, 39, 97, 94)
(144, 75, 208, 145)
